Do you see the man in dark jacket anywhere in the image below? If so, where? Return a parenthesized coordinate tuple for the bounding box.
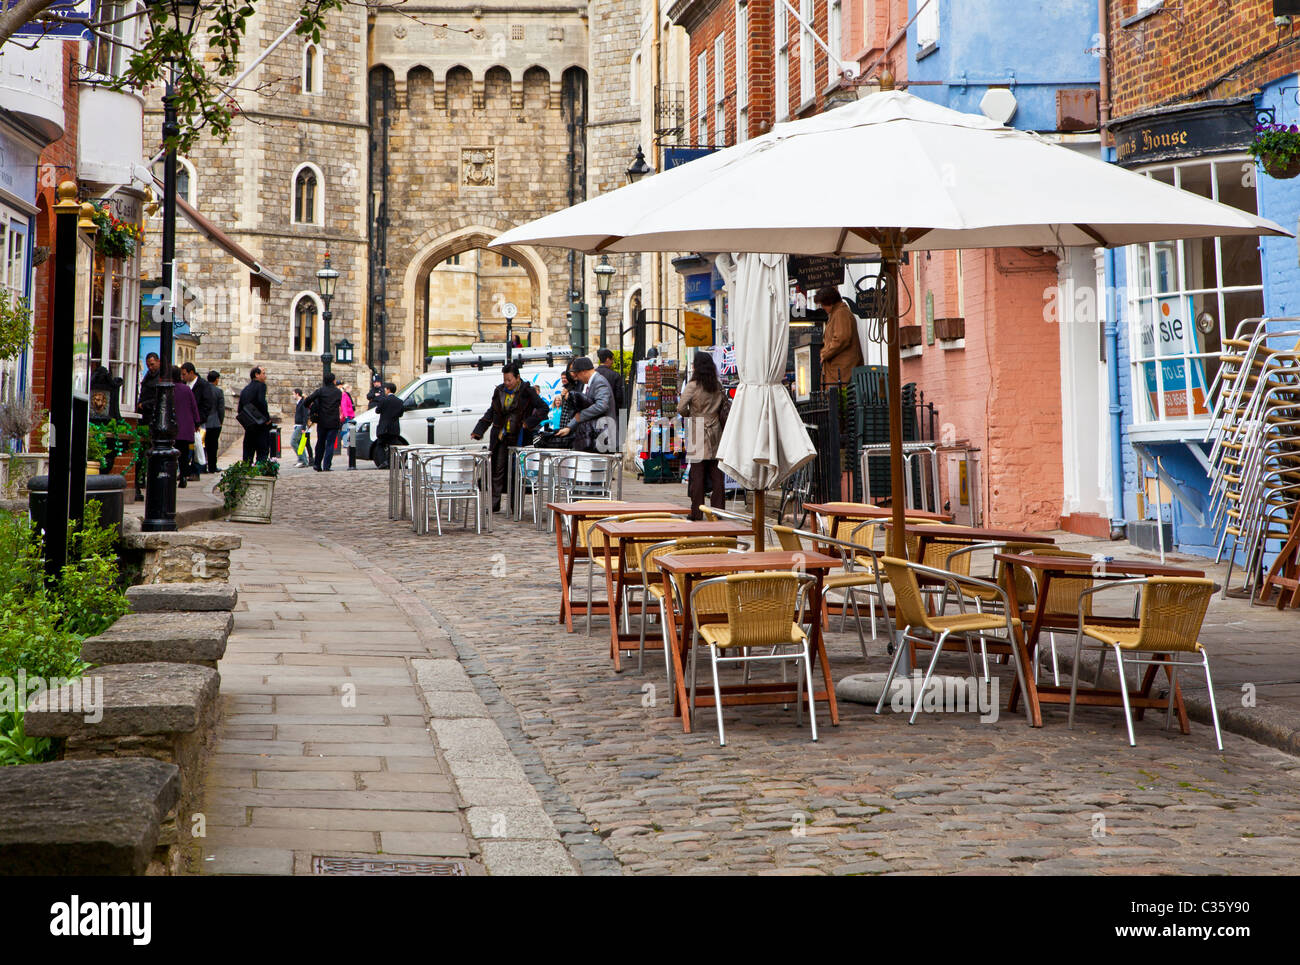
(596, 348, 626, 411)
(372, 382, 404, 469)
(204, 370, 225, 473)
(236, 366, 272, 464)
(138, 352, 161, 425)
(470, 363, 550, 512)
(304, 372, 344, 472)
(180, 362, 213, 476)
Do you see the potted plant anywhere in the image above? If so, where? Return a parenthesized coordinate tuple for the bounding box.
(0, 398, 47, 498)
(88, 202, 144, 259)
(1249, 122, 1300, 180)
(216, 458, 279, 523)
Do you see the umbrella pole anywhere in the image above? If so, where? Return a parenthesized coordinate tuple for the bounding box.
(881, 236, 907, 559)
(754, 489, 766, 551)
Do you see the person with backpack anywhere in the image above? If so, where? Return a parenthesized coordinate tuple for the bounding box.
(237, 366, 272, 464)
(304, 372, 343, 472)
(678, 350, 730, 520)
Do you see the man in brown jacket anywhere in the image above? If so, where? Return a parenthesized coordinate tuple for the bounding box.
(816, 286, 863, 387)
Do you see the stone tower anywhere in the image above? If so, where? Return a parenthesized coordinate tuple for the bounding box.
(143, 3, 371, 417)
(369, 4, 591, 381)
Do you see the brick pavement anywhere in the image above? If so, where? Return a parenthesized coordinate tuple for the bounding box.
(211, 462, 1300, 875)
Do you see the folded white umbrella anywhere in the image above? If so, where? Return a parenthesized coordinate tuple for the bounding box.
(494, 87, 1289, 554)
(717, 253, 816, 491)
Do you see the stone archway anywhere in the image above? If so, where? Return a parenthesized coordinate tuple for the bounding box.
(400, 225, 552, 380)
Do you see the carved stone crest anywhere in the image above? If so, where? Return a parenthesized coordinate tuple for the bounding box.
(461, 148, 496, 187)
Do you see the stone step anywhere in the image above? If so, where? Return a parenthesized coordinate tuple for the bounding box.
(0, 759, 180, 875)
(26, 662, 220, 740)
(127, 582, 238, 613)
(82, 611, 233, 667)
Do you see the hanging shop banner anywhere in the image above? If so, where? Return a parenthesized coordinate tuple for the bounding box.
(1141, 297, 1210, 418)
(1111, 99, 1256, 168)
(684, 311, 713, 347)
(10, 0, 91, 38)
(664, 147, 715, 170)
(789, 255, 845, 293)
(684, 272, 712, 303)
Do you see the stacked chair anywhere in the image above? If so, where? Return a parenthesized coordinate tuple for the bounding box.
(1204, 318, 1300, 603)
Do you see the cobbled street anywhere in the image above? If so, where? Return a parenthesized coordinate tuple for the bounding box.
(211, 465, 1300, 875)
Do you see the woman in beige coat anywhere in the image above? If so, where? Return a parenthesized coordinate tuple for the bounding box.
(816, 285, 863, 387)
(678, 350, 728, 520)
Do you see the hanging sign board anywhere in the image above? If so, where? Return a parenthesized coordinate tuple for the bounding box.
(789, 255, 845, 293)
(684, 311, 713, 347)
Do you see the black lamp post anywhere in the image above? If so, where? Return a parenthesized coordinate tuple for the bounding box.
(316, 252, 339, 383)
(594, 255, 616, 351)
(626, 144, 652, 184)
(143, 0, 200, 533)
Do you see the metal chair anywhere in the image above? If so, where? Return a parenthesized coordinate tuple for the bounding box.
(638, 537, 746, 684)
(549, 453, 623, 528)
(1068, 576, 1221, 750)
(583, 512, 675, 637)
(689, 572, 819, 746)
(420, 451, 491, 535)
(874, 556, 1029, 724)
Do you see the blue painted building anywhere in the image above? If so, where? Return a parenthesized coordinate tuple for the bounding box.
(905, 0, 1099, 133)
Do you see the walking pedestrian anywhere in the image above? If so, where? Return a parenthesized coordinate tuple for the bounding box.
(304, 372, 343, 472)
(237, 366, 272, 464)
(290, 388, 314, 467)
(556, 356, 615, 453)
(204, 370, 225, 473)
(371, 382, 404, 469)
(138, 352, 161, 426)
(339, 381, 358, 469)
(171, 365, 202, 487)
(469, 362, 549, 512)
(679, 350, 729, 521)
(180, 362, 213, 478)
(816, 285, 863, 388)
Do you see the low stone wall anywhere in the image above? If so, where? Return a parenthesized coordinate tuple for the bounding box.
(121, 530, 242, 584)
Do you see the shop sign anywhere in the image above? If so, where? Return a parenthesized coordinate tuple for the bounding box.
(1111, 100, 1256, 168)
(789, 255, 845, 292)
(1140, 297, 1210, 418)
(684, 272, 712, 303)
(684, 310, 713, 347)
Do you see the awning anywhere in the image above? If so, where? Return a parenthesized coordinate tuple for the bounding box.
(174, 194, 283, 285)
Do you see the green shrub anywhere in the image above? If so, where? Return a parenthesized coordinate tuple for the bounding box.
(0, 711, 50, 767)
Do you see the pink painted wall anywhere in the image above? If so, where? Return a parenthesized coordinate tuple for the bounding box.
(899, 248, 1064, 531)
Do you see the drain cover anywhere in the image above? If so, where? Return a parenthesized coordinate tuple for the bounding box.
(311, 855, 467, 876)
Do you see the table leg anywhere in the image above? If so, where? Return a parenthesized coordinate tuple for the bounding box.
(663, 570, 692, 733)
(605, 538, 623, 671)
(1004, 564, 1044, 727)
(809, 573, 839, 725)
(555, 519, 573, 630)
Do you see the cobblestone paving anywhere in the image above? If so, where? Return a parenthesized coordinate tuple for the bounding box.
(269, 464, 1300, 875)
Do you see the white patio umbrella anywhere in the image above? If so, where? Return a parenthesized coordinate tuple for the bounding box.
(717, 253, 816, 500)
(494, 85, 1288, 555)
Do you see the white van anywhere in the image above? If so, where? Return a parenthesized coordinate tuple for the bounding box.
(354, 347, 573, 465)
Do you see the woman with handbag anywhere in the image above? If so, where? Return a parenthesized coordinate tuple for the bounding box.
(678, 350, 729, 520)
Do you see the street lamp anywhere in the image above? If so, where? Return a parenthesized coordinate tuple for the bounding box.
(626, 145, 652, 184)
(594, 255, 616, 351)
(335, 338, 354, 365)
(316, 251, 339, 383)
(143, 0, 201, 533)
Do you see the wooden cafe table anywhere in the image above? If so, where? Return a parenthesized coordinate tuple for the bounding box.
(994, 552, 1206, 729)
(657, 550, 841, 733)
(548, 501, 690, 633)
(805, 501, 953, 536)
(890, 523, 1055, 565)
(592, 518, 753, 672)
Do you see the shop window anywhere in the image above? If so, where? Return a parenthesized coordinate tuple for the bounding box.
(0, 209, 32, 406)
(1126, 156, 1263, 427)
(292, 164, 322, 225)
(291, 293, 320, 353)
(86, 198, 142, 410)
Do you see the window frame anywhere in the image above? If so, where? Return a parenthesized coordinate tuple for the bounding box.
(800, 0, 815, 106)
(828, 0, 841, 86)
(776, 5, 790, 120)
(713, 34, 726, 147)
(1124, 154, 1263, 430)
(697, 50, 709, 144)
(85, 0, 139, 81)
(916, 0, 940, 51)
(290, 291, 323, 354)
(735, 0, 749, 142)
(303, 42, 322, 95)
(152, 156, 196, 207)
(291, 162, 324, 226)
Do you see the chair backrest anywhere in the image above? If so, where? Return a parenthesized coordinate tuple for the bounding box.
(878, 556, 933, 631)
(1022, 547, 1094, 615)
(1135, 577, 1214, 652)
(641, 537, 741, 579)
(582, 511, 673, 551)
(770, 525, 806, 551)
(721, 573, 808, 649)
(662, 546, 735, 616)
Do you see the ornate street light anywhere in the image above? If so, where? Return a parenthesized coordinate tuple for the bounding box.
(316, 252, 339, 382)
(626, 144, 652, 184)
(594, 255, 616, 350)
(143, 0, 201, 533)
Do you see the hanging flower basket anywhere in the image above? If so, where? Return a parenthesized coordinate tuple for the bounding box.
(89, 202, 144, 259)
(1249, 122, 1300, 180)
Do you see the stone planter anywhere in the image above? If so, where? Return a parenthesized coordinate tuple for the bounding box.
(3, 453, 49, 497)
(227, 475, 275, 524)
